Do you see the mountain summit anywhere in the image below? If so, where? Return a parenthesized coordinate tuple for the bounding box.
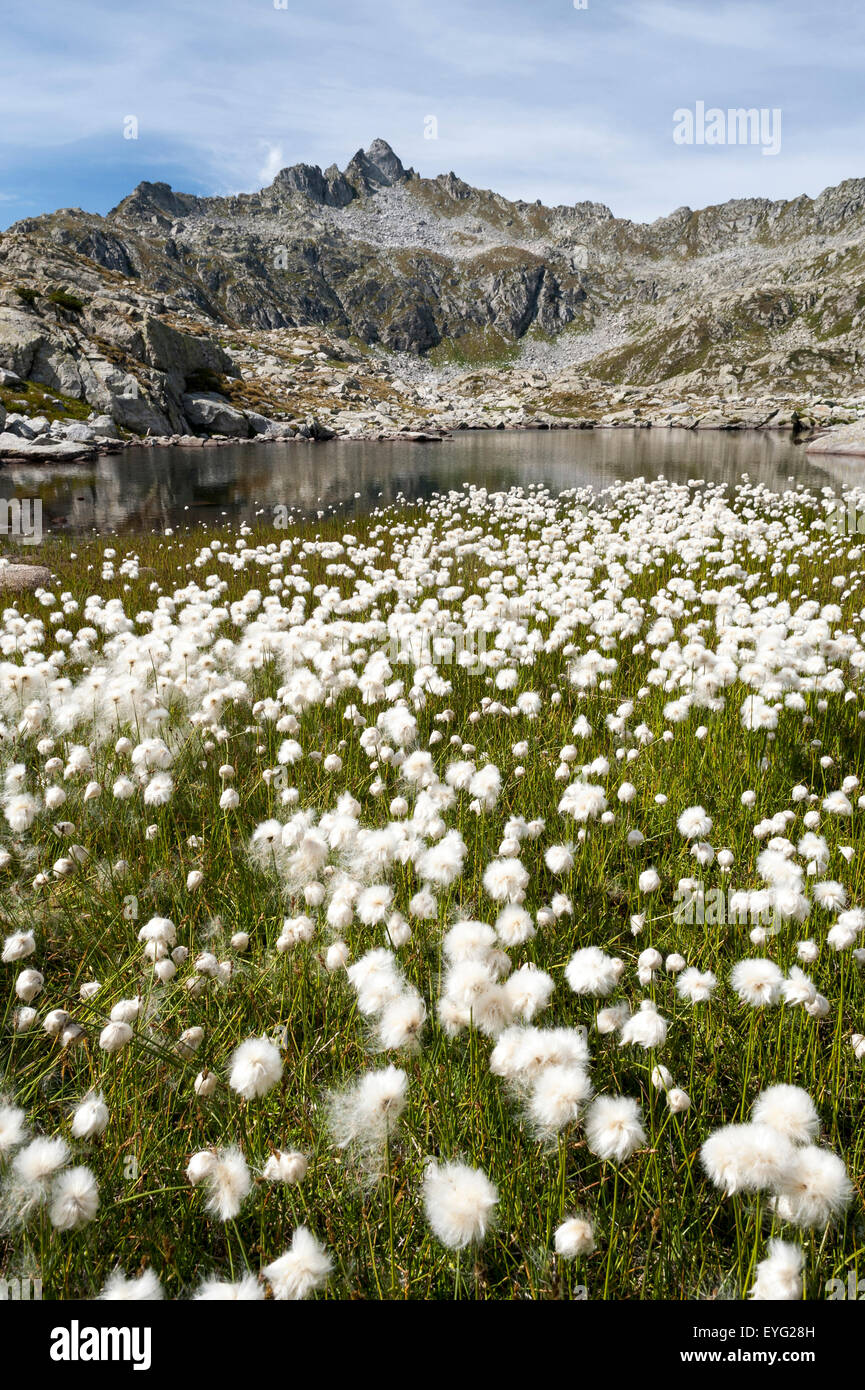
(1, 139, 864, 441)
(269, 139, 413, 208)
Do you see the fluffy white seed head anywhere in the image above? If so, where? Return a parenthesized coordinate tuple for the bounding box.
(263, 1227, 333, 1300)
(423, 1160, 498, 1249)
(228, 1036, 283, 1100)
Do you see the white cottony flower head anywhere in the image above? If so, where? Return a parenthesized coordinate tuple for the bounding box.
(527, 1064, 593, 1136)
(677, 805, 713, 840)
(99, 1021, 133, 1053)
(584, 1095, 645, 1164)
(667, 1087, 691, 1114)
(12, 1135, 70, 1190)
(194, 1274, 264, 1301)
(494, 904, 536, 946)
(262, 1150, 309, 1185)
(203, 1148, 251, 1221)
(483, 857, 529, 904)
(0, 1101, 28, 1156)
(262, 1227, 333, 1300)
(618, 1000, 668, 1050)
(228, 1036, 283, 1100)
(676, 968, 717, 1004)
(503, 963, 554, 1021)
(70, 1091, 109, 1141)
(565, 947, 623, 998)
(186, 1150, 217, 1186)
(423, 1160, 499, 1249)
(730, 959, 785, 1008)
(554, 1215, 595, 1259)
(751, 1085, 820, 1146)
(700, 1123, 796, 1196)
(750, 1240, 803, 1301)
(772, 1146, 853, 1228)
(327, 1065, 408, 1150)
(545, 844, 574, 875)
(376, 992, 427, 1051)
(49, 1165, 99, 1230)
(14, 969, 43, 1003)
(100, 1268, 164, 1300)
(2, 931, 35, 963)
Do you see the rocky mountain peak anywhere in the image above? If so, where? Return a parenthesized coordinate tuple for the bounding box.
(267, 139, 411, 206)
(270, 161, 354, 208)
(344, 139, 413, 193)
(364, 138, 411, 183)
(110, 181, 204, 227)
(3, 137, 865, 443)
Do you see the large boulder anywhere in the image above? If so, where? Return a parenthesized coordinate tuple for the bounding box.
(0, 403, 5, 433)
(807, 421, 865, 457)
(2, 414, 37, 439)
(0, 432, 95, 461)
(141, 317, 237, 381)
(0, 309, 44, 380)
(30, 339, 87, 397)
(247, 411, 297, 438)
(61, 422, 99, 443)
(0, 564, 52, 592)
(261, 419, 297, 439)
(182, 391, 250, 436)
(89, 414, 120, 438)
(109, 389, 173, 435)
(88, 363, 174, 434)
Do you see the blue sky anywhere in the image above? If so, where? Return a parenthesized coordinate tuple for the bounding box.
(1, 0, 863, 230)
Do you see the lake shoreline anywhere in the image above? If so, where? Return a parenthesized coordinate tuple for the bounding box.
(1, 426, 835, 539)
(0, 414, 829, 467)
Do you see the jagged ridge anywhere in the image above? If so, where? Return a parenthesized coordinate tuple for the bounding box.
(1, 139, 864, 448)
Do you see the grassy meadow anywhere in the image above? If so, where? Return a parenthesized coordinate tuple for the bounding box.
(0, 476, 863, 1301)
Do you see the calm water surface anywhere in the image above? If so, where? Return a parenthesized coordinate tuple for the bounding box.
(3, 429, 865, 536)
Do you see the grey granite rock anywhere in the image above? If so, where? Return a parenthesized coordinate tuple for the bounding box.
(0, 431, 96, 460)
(181, 391, 250, 436)
(807, 421, 865, 457)
(0, 563, 51, 592)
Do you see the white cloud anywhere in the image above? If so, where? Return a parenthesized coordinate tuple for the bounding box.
(258, 144, 285, 185)
(627, 0, 865, 66)
(0, 0, 863, 226)
(627, 1, 779, 49)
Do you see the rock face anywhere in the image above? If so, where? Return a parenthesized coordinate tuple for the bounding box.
(2, 137, 865, 440)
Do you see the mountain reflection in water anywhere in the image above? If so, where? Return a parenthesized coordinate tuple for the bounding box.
(2, 428, 863, 536)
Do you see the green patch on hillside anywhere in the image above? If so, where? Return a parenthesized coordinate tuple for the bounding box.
(538, 390, 599, 419)
(589, 324, 716, 384)
(427, 327, 519, 368)
(804, 287, 865, 341)
(46, 287, 86, 313)
(0, 379, 92, 423)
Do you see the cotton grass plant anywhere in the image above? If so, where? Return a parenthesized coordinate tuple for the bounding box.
(0, 476, 864, 1299)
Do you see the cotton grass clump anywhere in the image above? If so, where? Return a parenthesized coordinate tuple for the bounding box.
(1, 476, 865, 1298)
